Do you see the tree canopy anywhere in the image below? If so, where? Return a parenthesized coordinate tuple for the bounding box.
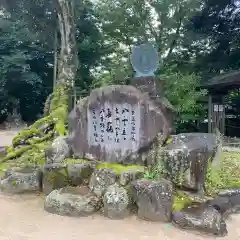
(0, 0, 240, 132)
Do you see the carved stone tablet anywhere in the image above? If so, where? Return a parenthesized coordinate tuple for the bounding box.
(130, 43, 159, 77)
(68, 85, 173, 165)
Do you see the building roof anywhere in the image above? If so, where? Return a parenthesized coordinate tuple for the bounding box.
(201, 70, 240, 89)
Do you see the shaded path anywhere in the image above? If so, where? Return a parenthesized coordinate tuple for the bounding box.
(0, 130, 240, 240)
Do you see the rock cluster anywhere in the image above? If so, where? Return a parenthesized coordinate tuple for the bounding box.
(0, 79, 238, 238)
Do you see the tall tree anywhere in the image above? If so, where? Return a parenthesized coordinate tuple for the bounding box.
(189, 0, 240, 79)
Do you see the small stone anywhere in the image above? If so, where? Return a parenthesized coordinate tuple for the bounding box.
(172, 205, 227, 237)
(42, 163, 69, 195)
(0, 166, 41, 194)
(119, 169, 144, 186)
(67, 162, 94, 186)
(44, 186, 101, 217)
(45, 136, 71, 164)
(89, 168, 117, 197)
(103, 184, 132, 219)
(131, 178, 173, 222)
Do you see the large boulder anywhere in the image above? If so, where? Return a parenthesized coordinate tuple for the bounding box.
(164, 133, 220, 193)
(103, 184, 132, 219)
(172, 204, 227, 237)
(0, 166, 41, 193)
(44, 186, 101, 217)
(131, 179, 173, 222)
(68, 85, 173, 165)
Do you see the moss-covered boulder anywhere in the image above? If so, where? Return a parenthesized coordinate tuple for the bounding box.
(89, 168, 118, 197)
(131, 178, 173, 222)
(172, 205, 227, 237)
(103, 183, 133, 219)
(164, 133, 220, 194)
(0, 166, 41, 194)
(45, 136, 71, 164)
(42, 163, 69, 195)
(44, 186, 101, 217)
(67, 162, 95, 186)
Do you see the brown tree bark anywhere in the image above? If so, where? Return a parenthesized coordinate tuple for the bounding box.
(55, 0, 78, 86)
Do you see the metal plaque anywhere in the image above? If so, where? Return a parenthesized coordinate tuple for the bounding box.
(130, 43, 159, 77)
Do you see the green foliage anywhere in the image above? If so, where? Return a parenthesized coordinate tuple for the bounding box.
(159, 66, 207, 118)
(205, 152, 240, 195)
(0, 16, 53, 122)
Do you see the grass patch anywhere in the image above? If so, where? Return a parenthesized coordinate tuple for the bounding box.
(205, 151, 240, 195)
(172, 190, 193, 211)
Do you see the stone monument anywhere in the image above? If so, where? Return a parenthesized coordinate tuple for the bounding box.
(68, 43, 174, 165)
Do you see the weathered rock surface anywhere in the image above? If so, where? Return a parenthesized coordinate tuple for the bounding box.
(164, 133, 220, 193)
(89, 168, 117, 197)
(131, 179, 173, 222)
(42, 163, 69, 195)
(0, 166, 41, 193)
(218, 187, 240, 197)
(68, 85, 173, 165)
(45, 136, 71, 164)
(119, 169, 144, 186)
(172, 205, 227, 237)
(206, 189, 240, 217)
(44, 186, 101, 217)
(103, 184, 132, 219)
(67, 162, 95, 186)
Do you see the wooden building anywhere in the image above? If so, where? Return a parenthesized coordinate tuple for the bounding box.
(201, 71, 240, 135)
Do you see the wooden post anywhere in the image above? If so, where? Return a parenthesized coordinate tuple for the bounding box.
(208, 94, 212, 133)
(222, 95, 225, 135)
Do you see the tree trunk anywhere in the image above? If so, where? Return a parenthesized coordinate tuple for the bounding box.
(55, 0, 78, 86)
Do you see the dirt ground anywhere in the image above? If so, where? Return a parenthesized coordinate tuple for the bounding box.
(0, 130, 240, 240)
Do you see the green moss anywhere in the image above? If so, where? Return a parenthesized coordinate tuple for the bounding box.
(172, 190, 193, 211)
(96, 162, 144, 174)
(12, 128, 40, 146)
(0, 162, 10, 176)
(1, 83, 69, 167)
(44, 166, 69, 191)
(26, 132, 53, 145)
(63, 158, 87, 164)
(1, 145, 32, 162)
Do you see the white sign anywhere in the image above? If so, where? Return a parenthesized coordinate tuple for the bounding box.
(213, 104, 224, 112)
(218, 105, 224, 112)
(87, 102, 141, 154)
(214, 105, 219, 112)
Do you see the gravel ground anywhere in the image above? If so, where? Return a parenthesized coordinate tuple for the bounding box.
(0, 130, 240, 240)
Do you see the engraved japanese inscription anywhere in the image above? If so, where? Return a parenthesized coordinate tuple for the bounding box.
(87, 102, 140, 153)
